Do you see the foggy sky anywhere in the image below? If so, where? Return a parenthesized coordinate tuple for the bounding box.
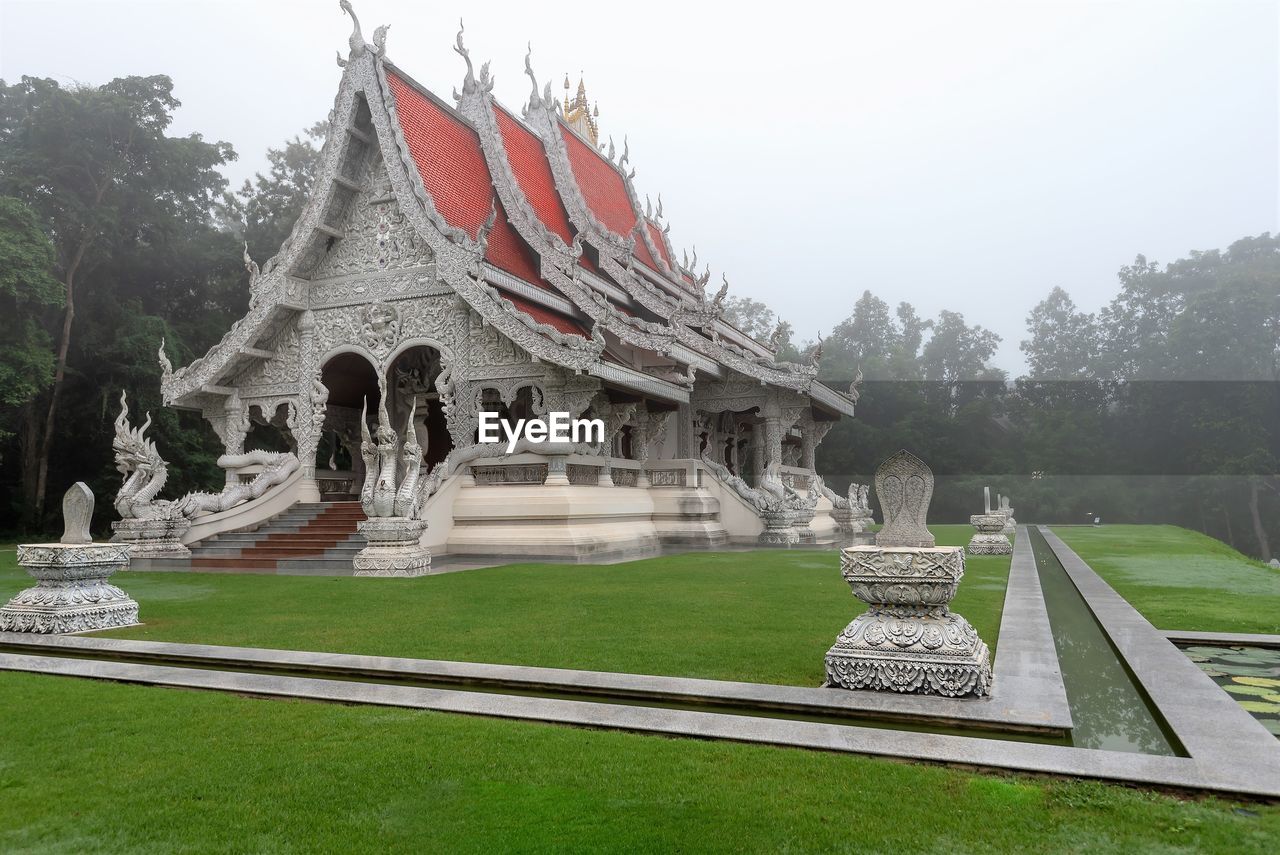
(2, 0, 1276, 374)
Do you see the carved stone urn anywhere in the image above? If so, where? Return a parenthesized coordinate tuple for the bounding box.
(997, 497, 1017, 535)
(791, 505, 817, 543)
(824, 451, 992, 697)
(968, 514, 1012, 555)
(1, 483, 140, 634)
(759, 510, 800, 545)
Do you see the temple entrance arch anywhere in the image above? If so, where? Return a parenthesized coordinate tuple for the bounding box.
(385, 344, 452, 469)
(318, 351, 381, 500)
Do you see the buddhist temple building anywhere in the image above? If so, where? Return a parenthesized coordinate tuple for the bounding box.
(153, 6, 858, 566)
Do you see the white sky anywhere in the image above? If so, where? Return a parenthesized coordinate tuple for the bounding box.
(2, 0, 1277, 373)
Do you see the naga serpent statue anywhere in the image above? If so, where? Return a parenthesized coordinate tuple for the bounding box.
(113, 391, 299, 521)
(359, 381, 425, 519)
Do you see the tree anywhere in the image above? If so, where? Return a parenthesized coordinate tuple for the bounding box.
(1021, 286, 1100, 379)
(0, 197, 61, 423)
(224, 121, 326, 262)
(720, 295, 796, 358)
(0, 75, 235, 518)
(920, 311, 1004, 384)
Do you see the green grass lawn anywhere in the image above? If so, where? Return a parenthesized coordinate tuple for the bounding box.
(1052, 525, 1280, 634)
(4, 527, 1279, 850)
(0, 525, 1008, 687)
(1, 670, 1276, 854)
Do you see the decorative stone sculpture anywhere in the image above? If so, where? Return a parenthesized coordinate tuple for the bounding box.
(1, 483, 139, 634)
(111, 391, 299, 558)
(824, 451, 992, 697)
(700, 453, 801, 545)
(968, 486, 1012, 555)
(820, 479, 873, 546)
(353, 383, 432, 577)
(997, 494, 1017, 535)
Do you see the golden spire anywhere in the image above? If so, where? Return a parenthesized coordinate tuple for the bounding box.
(562, 71, 599, 145)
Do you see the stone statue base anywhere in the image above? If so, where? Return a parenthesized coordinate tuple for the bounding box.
(111, 517, 191, 559)
(824, 546, 992, 698)
(0, 542, 139, 634)
(791, 508, 817, 544)
(967, 514, 1012, 555)
(354, 517, 431, 577)
(758, 511, 800, 545)
(1000, 513, 1016, 535)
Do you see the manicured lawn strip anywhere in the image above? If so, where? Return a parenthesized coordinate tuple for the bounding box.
(0, 526, 1008, 687)
(1, 672, 1275, 854)
(1052, 525, 1280, 634)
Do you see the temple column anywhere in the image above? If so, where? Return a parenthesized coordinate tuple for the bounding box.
(803, 419, 834, 476)
(294, 310, 323, 503)
(676, 404, 694, 458)
(800, 418, 817, 474)
(751, 421, 764, 486)
(220, 393, 247, 488)
(764, 416, 782, 476)
(632, 404, 651, 487)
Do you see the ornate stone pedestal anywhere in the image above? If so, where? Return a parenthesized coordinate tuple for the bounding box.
(0, 542, 139, 634)
(967, 513, 1012, 555)
(825, 546, 992, 696)
(999, 508, 1017, 535)
(829, 506, 858, 542)
(111, 517, 191, 559)
(791, 507, 817, 544)
(824, 450, 992, 698)
(758, 511, 799, 545)
(3, 483, 141, 635)
(354, 517, 430, 577)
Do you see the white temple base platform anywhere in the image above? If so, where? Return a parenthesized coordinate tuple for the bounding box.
(648, 488, 729, 548)
(0, 543, 139, 634)
(446, 482, 661, 561)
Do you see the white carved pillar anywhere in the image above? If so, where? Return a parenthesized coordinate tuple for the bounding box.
(751, 421, 764, 486)
(764, 416, 782, 473)
(632, 404, 651, 488)
(221, 393, 246, 488)
(294, 310, 322, 503)
(804, 420, 833, 475)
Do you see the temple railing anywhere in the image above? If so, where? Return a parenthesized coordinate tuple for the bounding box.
(460, 454, 710, 489)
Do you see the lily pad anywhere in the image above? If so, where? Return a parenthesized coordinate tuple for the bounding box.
(1237, 700, 1280, 714)
(1234, 676, 1280, 689)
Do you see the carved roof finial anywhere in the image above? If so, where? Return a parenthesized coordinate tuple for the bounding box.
(476, 198, 498, 258)
(711, 274, 729, 310)
(848, 364, 863, 402)
(158, 337, 173, 378)
(339, 0, 367, 61)
(243, 241, 259, 283)
(454, 20, 475, 94)
(524, 43, 542, 109)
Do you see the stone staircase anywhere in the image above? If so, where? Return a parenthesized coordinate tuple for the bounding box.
(184, 502, 367, 574)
